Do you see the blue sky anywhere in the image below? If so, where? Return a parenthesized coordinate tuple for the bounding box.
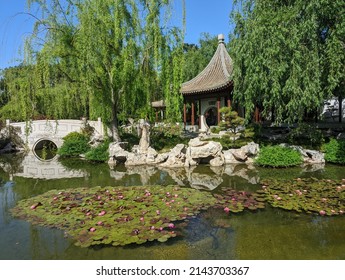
(0, 0, 233, 70)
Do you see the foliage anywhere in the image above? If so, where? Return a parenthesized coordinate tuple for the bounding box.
(230, 0, 345, 123)
(210, 108, 254, 149)
(85, 141, 110, 162)
(287, 123, 324, 149)
(150, 124, 187, 151)
(219, 106, 245, 134)
(260, 178, 345, 216)
(11, 185, 217, 247)
(213, 187, 266, 213)
(322, 138, 345, 165)
(57, 132, 90, 157)
(11, 184, 266, 247)
(3, 0, 186, 140)
(255, 145, 303, 167)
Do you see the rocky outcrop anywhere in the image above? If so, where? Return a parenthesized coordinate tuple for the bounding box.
(108, 134, 261, 168)
(223, 142, 260, 164)
(185, 138, 224, 167)
(159, 144, 186, 168)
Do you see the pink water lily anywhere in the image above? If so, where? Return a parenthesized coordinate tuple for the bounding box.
(89, 227, 96, 232)
(97, 221, 103, 226)
(319, 210, 326, 216)
(140, 217, 144, 221)
(156, 210, 160, 215)
(224, 207, 230, 213)
(168, 223, 175, 229)
(98, 210, 106, 216)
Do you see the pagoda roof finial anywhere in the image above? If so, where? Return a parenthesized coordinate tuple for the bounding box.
(218, 34, 225, 44)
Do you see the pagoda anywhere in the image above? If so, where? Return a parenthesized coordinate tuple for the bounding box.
(180, 34, 237, 132)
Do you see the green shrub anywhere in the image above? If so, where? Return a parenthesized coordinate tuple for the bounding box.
(322, 138, 345, 165)
(57, 132, 90, 157)
(255, 145, 303, 167)
(85, 141, 110, 162)
(288, 123, 324, 149)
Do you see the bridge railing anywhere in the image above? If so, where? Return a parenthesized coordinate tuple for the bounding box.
(6, 118, 107, 150)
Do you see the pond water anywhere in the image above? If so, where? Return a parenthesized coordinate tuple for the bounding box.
(0, 153, 345, 260)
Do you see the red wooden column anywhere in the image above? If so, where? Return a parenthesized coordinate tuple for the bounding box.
(199, 100, 201, 128)
(183, 102, 187, 128)
(227, 97, 231, 108)
(217, 97, 221, 124)
(191, 102, 195, 126)
(254, 106, 260, 123)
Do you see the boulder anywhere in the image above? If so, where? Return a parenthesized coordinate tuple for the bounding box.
(159, 144, 186, 168)
(185, 137, 223, 167)
(108, 142, 129, 165)
(209, 155, 225, 167)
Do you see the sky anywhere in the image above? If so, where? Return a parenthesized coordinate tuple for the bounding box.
(0, 0, 234, 70)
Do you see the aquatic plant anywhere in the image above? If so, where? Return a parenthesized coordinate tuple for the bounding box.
(213, 188, 266, 213)
(260, 178, 345, 216)
(11, 185, 217, 247)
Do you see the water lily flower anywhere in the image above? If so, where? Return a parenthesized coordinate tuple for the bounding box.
(97, 221, 103, 226)
(168, 223, 175, 229)
(118, 195, 124, 199)
(174, 194, 178, 198)
(224, 207, 230, 213)
(156, 210, 160, 215)
(89, 227, 96, 232)
(53, 196, 58, 201)
(140, 217, 144, 222)
(340, 210, 344, 214)
(319, 210, 326, 216)
(150, 226, 155, 230)
(159, 227, 163, 231)
(98, 210, 106, 216)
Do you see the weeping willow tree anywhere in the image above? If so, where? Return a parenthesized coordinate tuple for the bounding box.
(2, 0, 185, 140)
(230, 0, 345, 123)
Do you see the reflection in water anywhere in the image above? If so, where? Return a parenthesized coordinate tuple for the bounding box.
(3, 153, 345, 260)
(13, 153, 87, 179)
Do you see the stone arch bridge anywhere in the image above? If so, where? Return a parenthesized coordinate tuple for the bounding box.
(7, 118, 106, 151)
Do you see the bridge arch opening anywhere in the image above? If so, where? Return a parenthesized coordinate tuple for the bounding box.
(33, 139, 58, 161)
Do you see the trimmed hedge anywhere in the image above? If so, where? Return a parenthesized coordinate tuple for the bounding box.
(322, 138, 345, 165)
(255, 145, 303, 167)
(57, 132, 90, 157)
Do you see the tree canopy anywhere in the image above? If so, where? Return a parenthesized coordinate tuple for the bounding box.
(230, 0, 345, 123)
(1, 0, 186, 140)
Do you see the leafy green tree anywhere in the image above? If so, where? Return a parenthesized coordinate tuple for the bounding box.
(230, 0, 345, 124)
(4, 0, 185, 141)
(219, 106, 244, 134)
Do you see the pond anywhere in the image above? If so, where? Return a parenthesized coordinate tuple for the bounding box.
(0, 153, 345, 260)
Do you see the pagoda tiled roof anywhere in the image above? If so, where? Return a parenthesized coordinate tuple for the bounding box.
(180, 34, 233, 95)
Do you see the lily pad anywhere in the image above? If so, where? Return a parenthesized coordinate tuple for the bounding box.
(260, 178, 345, 216)
(11, 185, 216, 247)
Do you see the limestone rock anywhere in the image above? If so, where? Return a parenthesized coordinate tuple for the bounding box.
(159, 144, 186, 168)
(108, 142, 129, 163)
(209, 155, 225, 167)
